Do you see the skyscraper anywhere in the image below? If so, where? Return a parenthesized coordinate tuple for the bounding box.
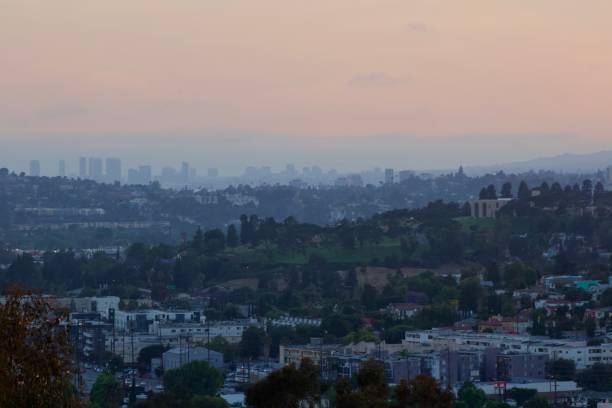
(385, 168, 394, 184)
(180, 162, 189, 182)
(105, 158, 122, 183)
(79, 157, 87, 178)
(127, 168, 139, 184)
(285, 164, 296, 177)
(399, 170, 415, 183)
(58, 160, 66, 177)
(88, 157, 103, 181)
(29, 160, 41, 177)
(138, 165, 152, 184)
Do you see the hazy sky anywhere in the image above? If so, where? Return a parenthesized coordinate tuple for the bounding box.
(2, 0, 612, 174)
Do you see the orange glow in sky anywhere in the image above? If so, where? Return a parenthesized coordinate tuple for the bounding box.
(2, 0, 612, 171)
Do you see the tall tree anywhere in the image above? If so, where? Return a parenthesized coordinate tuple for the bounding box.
(203, 229, 226, 254)
(226, 224, 239, 248)
(594, 181, 605, 203)
(500, 182, 513, 199)
(485, 184, 498, 200)
(582, 179, 593, 203)
(239, 327, 267, 359)
(518, 181, 531, 201)
(240, 214, 251, 245)
(0, 287, 80, 407)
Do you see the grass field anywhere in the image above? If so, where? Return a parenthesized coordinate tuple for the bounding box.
(455, 216, 496, 232)
(226, 238, 403, 265)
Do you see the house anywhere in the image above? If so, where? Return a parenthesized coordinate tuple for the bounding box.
(478, 314, 532, 335)
(385, 303, 423, 320)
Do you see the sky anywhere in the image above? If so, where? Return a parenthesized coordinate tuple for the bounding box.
(2, 0, 612, 174)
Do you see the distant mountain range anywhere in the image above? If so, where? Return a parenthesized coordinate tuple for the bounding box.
(462, 150, 612, 175)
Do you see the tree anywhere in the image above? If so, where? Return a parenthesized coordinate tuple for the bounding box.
(546, 358, 575, 381)
(455, 382, 486, 408)
(337, 359, 388, 408)
(485, 184, 498, 200)
(240, 214, 251, 245)
(485, 262, 501, 285)
(0, 287, 80, 407)
(585, 317, 597, 338)
(594, 182, 605, 203)
(503, 262, 537, 290)
(524, 396, 550, 408)
(203, 229, 226, 254)
(393, 374, 453, 408)
(582, 179, 594, 204)
(138, 344, 169, 373)
(164, 361, 224, 405)
(600, 288, 612, 306)
(193, 227, 205, 252)
(5, 254, 43, 289)
(189, 395, 229, 408)
(479, 188, 488, 200)
(239, 327, 266, 359)
(506, 388, 537, 406)
(500, 182, 513, 199)
(459, 277, 483, 312)
(518, 181, 531, 201)
(90, 370, 123, 408)
(226, 225, 239, 248)
(576, 363, 612, 391)
(245, 358, 320, 408)
(207, 336, 235, 363)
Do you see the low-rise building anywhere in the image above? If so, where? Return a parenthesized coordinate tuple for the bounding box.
(162, 346, 223, 370)
(469, 198, 512, 218)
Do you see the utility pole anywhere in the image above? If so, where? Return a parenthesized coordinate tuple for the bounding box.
(553, 351, 558, 407)
(76, 322, 82, 396)
(446, 348, 451, 390)
(130, 325, 135, 404)
(207, 319, 210, 363)
(319, 332, 328, 381)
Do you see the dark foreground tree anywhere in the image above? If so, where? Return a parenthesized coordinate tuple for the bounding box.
(546, 358, 576, 381)
(393, 374, 453, 408)
(0, 286, 81, 407)
(246, 358, 320, 408)
(337, 359, 389, 408)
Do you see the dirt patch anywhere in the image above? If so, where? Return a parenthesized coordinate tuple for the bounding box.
(212, 278, 259, 291)
(348, 264, 462, 289)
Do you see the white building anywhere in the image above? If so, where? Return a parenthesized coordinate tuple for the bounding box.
(469, 198, 512, 218)
(266, 316, 322, 328)
(150, 319, 259, 343)
(53, 296, 119, 320)
(114, 309, 203, 331)
(403, 329, 612, 369)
